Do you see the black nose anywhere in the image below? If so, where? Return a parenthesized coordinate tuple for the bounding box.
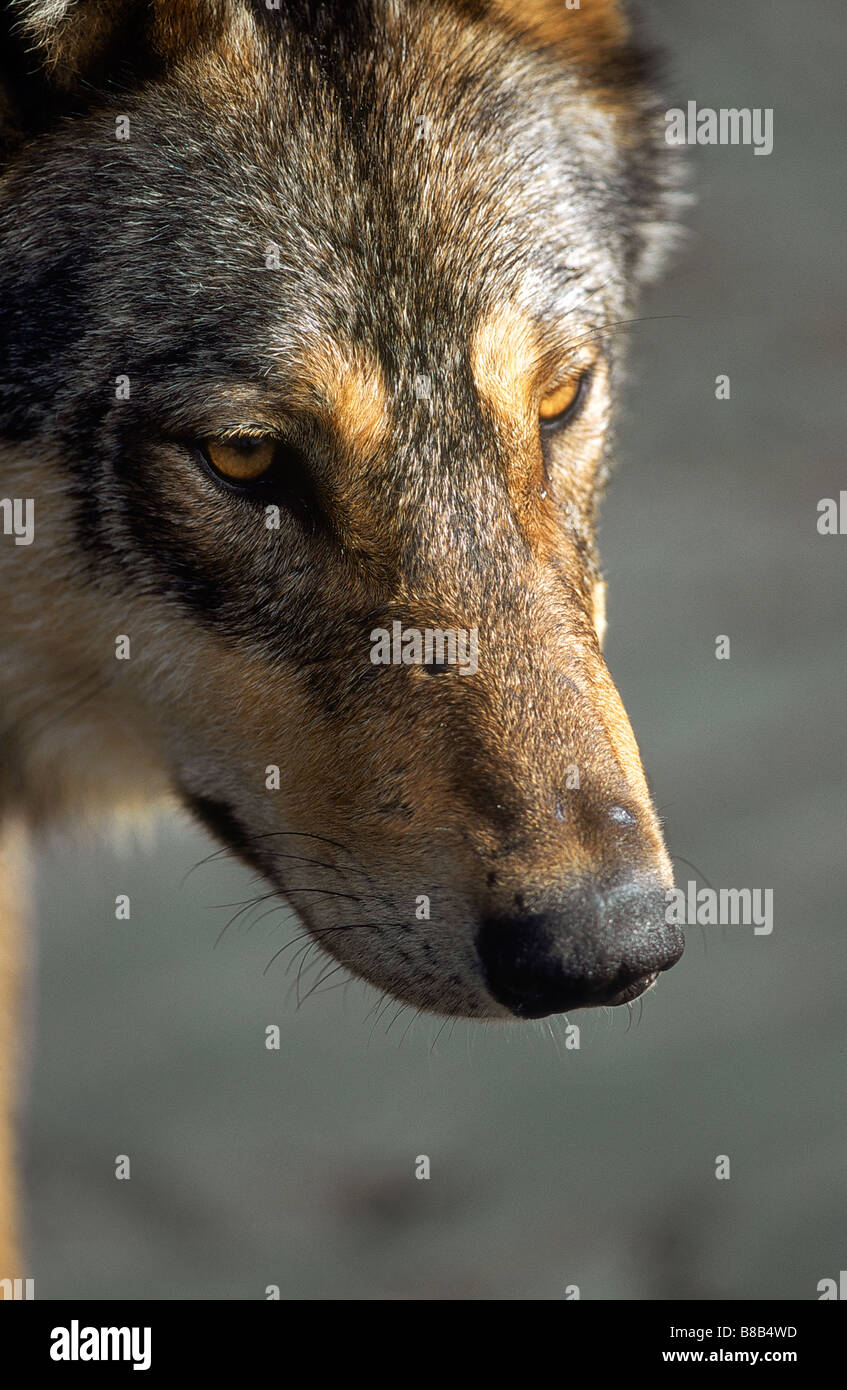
(476, 879, 684, 1018)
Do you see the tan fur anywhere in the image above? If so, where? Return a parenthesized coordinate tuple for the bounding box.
(325, 359, 390, 463)
(488, 0, 629, 66)
(470, 302, 540, 428)
(470, 303, 608, 531)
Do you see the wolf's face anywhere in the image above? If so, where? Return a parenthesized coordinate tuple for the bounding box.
(0, 0, 683, 1018)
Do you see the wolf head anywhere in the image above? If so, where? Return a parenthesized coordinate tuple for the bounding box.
(0, 0, 683, 1019)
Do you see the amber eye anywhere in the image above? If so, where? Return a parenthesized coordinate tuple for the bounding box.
(539, 369, 592, 432)
(202, 436, 277, 482)
(198, 433, 324, 528)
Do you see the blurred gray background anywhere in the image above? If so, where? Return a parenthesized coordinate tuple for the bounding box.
(23, 0, 846, 1299)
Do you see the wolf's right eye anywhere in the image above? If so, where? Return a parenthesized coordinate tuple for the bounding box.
(197, 434, 324, 529)
(202, 436, 276, 483)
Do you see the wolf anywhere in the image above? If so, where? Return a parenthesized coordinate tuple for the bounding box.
(0, 0, 684, 1280)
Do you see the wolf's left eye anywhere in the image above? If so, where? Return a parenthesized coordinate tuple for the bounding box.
(539, 369, 592, 433)
(202, 436, 276, 483)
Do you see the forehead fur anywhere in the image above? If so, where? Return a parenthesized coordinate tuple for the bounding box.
(4, 0, 675, 291)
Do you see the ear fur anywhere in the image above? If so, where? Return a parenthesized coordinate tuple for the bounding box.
(0, 0, 227, 158)
(486, 0, 629, 67)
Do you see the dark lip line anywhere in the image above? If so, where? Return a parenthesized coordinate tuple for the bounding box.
(607, 971, 659, 1007)
(503, 970, 662, 1020)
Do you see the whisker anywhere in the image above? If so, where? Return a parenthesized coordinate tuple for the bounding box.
(384, 1001, 408, 1037)
(399, 1008, 423, 1048)
(366, 993, 390, 1042)
(299, 960, 349, 1006)
(261, 921, 397, 976)
(429, 1016, 451, 1054)
(669, 853, 717, 894)
(212, 891, 279, 948)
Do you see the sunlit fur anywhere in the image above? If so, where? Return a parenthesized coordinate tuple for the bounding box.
(0, 0, 681, 1277)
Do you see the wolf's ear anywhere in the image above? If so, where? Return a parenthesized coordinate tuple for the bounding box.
(5, 0, 221, 87)
(0, 0, 223, 155)
(486, 0, 629, 66)
(8, 0, 143, 88)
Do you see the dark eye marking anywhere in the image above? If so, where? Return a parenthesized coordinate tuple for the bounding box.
(195, 435, 324, 528)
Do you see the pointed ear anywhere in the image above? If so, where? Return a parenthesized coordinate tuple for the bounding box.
(9, 0, 143, 88)
(0, 0, 224, 156)
(486, 0, 630, 66)
(6, 0, 221, 88)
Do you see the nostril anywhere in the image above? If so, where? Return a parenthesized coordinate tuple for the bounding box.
(476, 914, 562, 1019)
(607, 804, 637, 827)
(477, 880, 685, 1019)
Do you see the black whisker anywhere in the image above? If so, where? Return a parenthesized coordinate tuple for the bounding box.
(669, 853, 717, 894)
